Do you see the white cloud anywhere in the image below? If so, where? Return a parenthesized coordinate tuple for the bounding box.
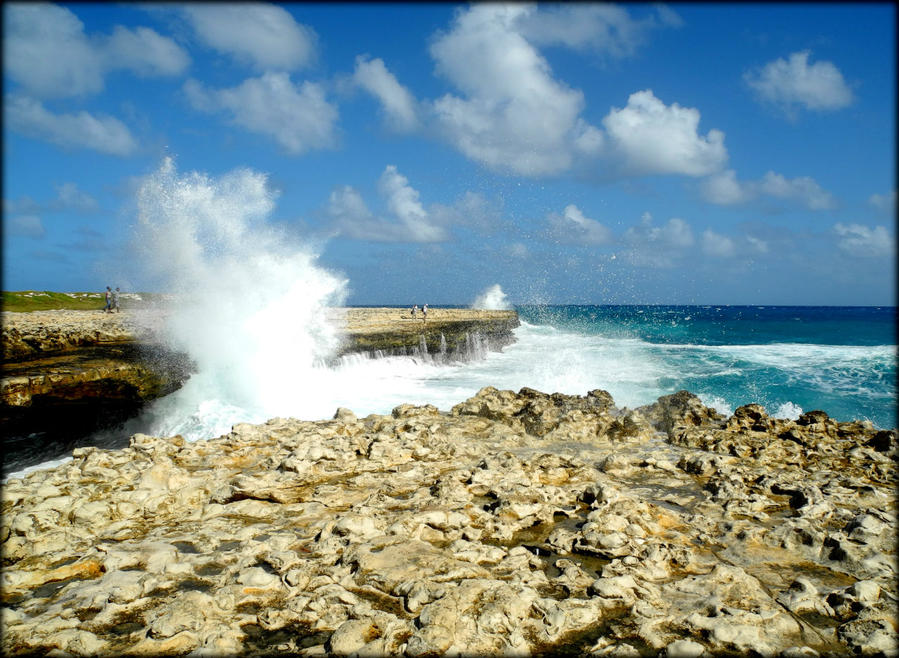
(759, 171, 836, 210)
(103, 25, 190, 77)
(4, 95, 137, 156)
(179, 4, 316, 71)
(701, 229, 736, 258)
(378, 166, 446, 242)
(624, 213, 694, 247)
(328, 186, 370, 225)
(5, 215, 45, 239)
(744, 50, 854, 115)
(602, 90, 727, 177)
(700, 169, 753, 205)
(3, 3, 103, 98)
(701, 169, 836, 210)
(427, 4, 601, 176)
(6, 182, 99, 214)
(53, 183, 99, 212)
(3, 3, 188, 99)
(352, 56, 419, 132)
(327, 166, 448, 243)
(868, 190, 896, 214)
(429, 191, 503, 233)
(620, 213, 694, 267)
(516, 4, 682, 58)
(834, 223, 894, 258)
(746, 236, 769, 254)
(547, 204, 612, 245)
(183, 73, 338, 154)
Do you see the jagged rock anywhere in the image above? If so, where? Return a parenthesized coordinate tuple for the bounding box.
(1, 386, 895, 656)
(637, 389, 726, 436)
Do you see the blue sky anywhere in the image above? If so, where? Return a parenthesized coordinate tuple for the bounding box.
(3, 2, 896, 305)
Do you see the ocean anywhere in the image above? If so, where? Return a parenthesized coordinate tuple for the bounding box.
(6, 303, 895, 481)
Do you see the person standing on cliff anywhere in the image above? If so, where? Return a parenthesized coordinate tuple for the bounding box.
(111, 287, 120, 313)
(422, 304, 428, 323)
(411, 305, 418, 319)
(103, 286, 112, 313)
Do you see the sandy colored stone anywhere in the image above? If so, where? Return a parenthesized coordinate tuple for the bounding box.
(1, 386, 896, 656)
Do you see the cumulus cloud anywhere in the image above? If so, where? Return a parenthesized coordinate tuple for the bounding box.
(4, 215, 45, 239)
(701, 229, 736, 258)
(103, 25, 190, 77)
(427, 4, 602, 176)
(602, 90, 727, 177)
(744, 50, 854, 116)
(628, 214, 694, 248)
(759, 171, 836, 210)
(3, 3, 188, 99)
(4, 95, 137, 156)
(429, 191, 503, 234)
(5, 182, 98, 215)
(868, 190, 896, 214)
(546, 204, 612, 245)
(701, 169, 836, 210)
(352, 56, 419, 132)
(516, 3, 682, 58)
(378, 166, 446, 242)
(183, 73, 338, 154)
(700, 169, 753, 205)
(53, 182, 99, 212)
(179, 4, 316, 71)
(834, 223, 894, 258)
(327, 166, 448, 242)
(620, 212, 694, 267)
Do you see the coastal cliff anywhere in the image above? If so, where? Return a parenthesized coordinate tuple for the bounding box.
(2, 386, 895, 656)
(1, 308, 519, 442)
(338, 307, 519, 357)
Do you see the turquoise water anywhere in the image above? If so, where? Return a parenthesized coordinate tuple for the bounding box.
(515, 305, 897, 429)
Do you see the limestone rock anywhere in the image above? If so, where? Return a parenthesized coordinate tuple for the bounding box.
(1, 386, 895, 656)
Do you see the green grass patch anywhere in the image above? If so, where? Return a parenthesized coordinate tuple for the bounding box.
(2, 291, 166, 313)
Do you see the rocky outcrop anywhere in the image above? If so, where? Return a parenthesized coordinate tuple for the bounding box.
(336, 307, 519, 359)
(1, 310, 158, 361)
(1, 311, 190, 450)
(1, 308, 519, 459)
(2, 387, 895, 656)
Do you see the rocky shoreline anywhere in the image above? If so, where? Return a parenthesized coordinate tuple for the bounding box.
(2, 386, 896, 656)
(1, 308, 519, 468)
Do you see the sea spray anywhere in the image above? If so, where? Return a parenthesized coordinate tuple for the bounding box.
(472, 283, 511, 310)
(133, 157, 348, 437)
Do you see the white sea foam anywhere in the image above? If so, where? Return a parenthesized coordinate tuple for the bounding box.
(699, 394, 733, 417)
(133, 157, 349, 438)
(774, 401, 804, 420)
(471, 284, 511, 310)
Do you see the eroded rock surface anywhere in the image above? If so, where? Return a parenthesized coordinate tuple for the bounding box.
(2, 387, 896, 656)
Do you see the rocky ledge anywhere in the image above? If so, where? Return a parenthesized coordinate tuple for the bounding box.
(1, 311, 190, 444)
(2, 387, 896, 657)
(337, 307, 519, 358)
(1, 308, 518, 446)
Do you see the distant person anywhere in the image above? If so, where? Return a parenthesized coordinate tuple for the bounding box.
(103, 286, 112, 313)
(422, 304, 428, 323)
(112, 287, 120, 313)
(411, 305, 418, 318)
